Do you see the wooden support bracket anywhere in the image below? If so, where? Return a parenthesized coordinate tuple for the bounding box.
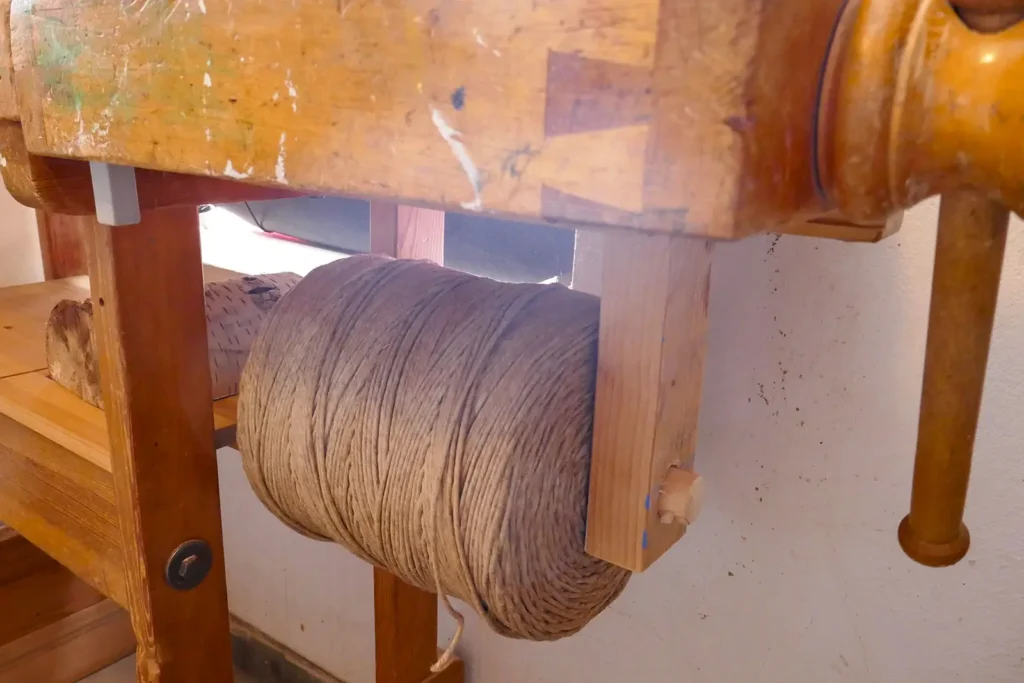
(585, 231, 712, 572)
(369, 202, 462, 683)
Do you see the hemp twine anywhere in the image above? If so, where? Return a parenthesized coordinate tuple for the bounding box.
(237, 256, 630, 670)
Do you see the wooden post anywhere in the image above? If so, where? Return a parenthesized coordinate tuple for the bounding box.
(87, 207, 234, 682)
(369, 203, 445, 265)
(368, 202, 461, 683)
(585, 232, 713, 571)
(36, 212, 88, 280)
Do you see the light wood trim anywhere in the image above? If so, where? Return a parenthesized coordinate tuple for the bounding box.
(586, 233, 712, 571)
(87, 208, 233, 682)
(0, 412, 125, 606)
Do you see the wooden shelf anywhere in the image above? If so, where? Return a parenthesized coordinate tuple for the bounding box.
(0, 273, 240, 606)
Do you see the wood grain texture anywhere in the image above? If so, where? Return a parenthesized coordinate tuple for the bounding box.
(47, 272, 301, 408)
(0, 120, 297, 214)
(86, 207, 233, 682)
(369, 203, 445, 264)
(36, 212, 89, 280)
(0, 528, 105, 649)
(373, 569, 441, 683)
(0, 370, 239, 474)
(7, 0, 843, 238)
(586, 233, 712, 571)
(0, 275, 89, 379)
(0, 599, 135, 683)
(0, 411, 126, 606)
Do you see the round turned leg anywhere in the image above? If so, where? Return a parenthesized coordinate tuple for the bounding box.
(898, 192, 1009, 567)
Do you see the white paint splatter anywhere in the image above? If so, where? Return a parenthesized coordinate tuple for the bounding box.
(0, 154, 7, 168)
(75, 101, 85, 145)
(273, 91, 280, 102)
(198, 0, 207, 13)
(285, 69, 298, 112)
(472, 28, 502, 57)
(203, 73, 212, 87)
(205, 128, 212, 141)
(223, 160, 253, 179)
(430, 106, 482, 211)
(275, 133, 289, 184)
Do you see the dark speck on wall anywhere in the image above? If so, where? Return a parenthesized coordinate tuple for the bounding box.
(451, 86, 466, 110)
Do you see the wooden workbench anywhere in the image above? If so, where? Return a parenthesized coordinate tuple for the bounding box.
(0, 1, 910, 682)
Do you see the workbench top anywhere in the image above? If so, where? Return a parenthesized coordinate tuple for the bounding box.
(0, 0, 872, 240)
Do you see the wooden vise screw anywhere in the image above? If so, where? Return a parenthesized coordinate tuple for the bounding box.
(817, 0, 1024, 566)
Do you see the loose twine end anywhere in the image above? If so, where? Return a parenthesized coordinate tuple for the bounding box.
(430, 593, 465, 673)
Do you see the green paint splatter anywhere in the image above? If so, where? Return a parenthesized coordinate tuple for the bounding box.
(35, 18, 85, 111)
(37, 19, 82, 70)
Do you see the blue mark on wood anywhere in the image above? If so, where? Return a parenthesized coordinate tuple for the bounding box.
(451, 86, 466, 111)
(642, 530, 648, 550)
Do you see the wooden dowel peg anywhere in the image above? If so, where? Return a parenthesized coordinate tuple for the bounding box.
(657, 468, 705, 527)
(898, 192, 1009, 567)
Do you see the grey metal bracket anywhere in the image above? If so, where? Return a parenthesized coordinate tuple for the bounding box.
(89, 162, 141, 226)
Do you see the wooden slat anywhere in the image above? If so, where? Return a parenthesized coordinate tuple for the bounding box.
(369, 202, 454, 683)
(585, 232, 712, 571)
(87, 208, 233, 682)
(0, 372, 242, 473)
(0, 600, 135, 683)
(0, 412, 126, 606)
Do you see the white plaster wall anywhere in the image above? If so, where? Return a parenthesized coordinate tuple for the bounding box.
(210, 199, 1024, 683)
(0, 185, 42, 286)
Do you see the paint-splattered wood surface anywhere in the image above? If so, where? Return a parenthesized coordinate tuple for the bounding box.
(4, 0, 851, 238)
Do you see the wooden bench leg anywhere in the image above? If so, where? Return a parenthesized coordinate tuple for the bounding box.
(369, 202, 463, 683)
(87, 207, 233, 682)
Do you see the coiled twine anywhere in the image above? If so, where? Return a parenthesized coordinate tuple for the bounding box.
(237, 256, 630, 663)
